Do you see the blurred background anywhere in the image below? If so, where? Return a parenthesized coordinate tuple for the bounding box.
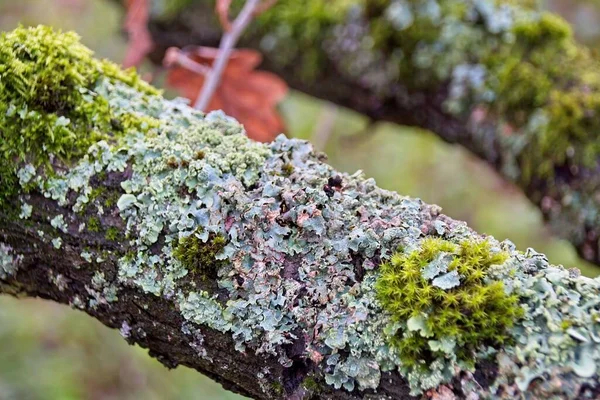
(0, 0, 599, 399)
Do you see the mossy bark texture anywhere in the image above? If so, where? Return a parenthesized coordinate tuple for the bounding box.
(139, 0, 600, 266)
(3, 25, 600, 400)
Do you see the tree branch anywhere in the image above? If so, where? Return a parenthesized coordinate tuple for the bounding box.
(2, 26, 600, 400)
(139, 0, 600, 266)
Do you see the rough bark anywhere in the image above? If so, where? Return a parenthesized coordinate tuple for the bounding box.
(132, 0, 600, 266)
(2, 25, 600, 400)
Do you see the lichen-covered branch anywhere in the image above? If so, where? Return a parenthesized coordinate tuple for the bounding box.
(2, 26, 600, 399)
(136, 0, 600, 266)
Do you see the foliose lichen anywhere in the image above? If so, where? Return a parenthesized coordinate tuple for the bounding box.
(0, 243, 23, 280)
(249, 0, 600, 259)
(8, 25, 600, 398)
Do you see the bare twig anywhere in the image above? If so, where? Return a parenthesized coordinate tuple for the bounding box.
(194, 0, 261, 111)
(194, 0, 276, 111)
(163, 47, 212, 76)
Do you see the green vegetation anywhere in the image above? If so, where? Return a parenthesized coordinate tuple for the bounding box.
(87, 217, 101, 233)
(376, 238, 523, 369)
(0, 25, 158, 205)
(173, 229, 228, 280)
(105, 227, 120, 241)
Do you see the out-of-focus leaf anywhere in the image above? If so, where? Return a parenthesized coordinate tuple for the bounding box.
(165, 46, 288, 142)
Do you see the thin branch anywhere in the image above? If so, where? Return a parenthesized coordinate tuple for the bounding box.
(163, 47, 212, 76)
(194, 0, 263, 111)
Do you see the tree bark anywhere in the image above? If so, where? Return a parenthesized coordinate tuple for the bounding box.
(135, 0, 600, 266)
(2, 25, 600, 400)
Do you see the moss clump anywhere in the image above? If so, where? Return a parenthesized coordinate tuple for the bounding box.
(271, 381, 284, 395)
(281, 163, 294, 176)
(173, 229, 228, 280)
(0, 25, 159, 205)
(87, 217, 101, 233)
(105, 227, 120, 241)
(302, 376, 320, 392)
(376, 238, 523, 369)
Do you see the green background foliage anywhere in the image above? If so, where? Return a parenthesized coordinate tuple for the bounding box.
(0, 0, 599, 399)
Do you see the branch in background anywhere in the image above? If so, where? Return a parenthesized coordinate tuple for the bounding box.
(136, 0, 600, 267)
(2, 26, 600, 400)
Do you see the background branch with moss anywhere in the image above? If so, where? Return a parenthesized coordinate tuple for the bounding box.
(128, 0, 600, 267)
(2, 25, 600, 399)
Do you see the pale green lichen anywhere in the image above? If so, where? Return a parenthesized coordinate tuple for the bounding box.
(0, 243, 22, 279)
(87, 271, 119, 307)
(50, 214, 68, 233)
(8, 25, 600, 398)
(250, 0, 600, 260)
(51, 237, 62, 249)
(19, 202, 32, 220)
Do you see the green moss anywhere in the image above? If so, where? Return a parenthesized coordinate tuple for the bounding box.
(88, 187, 105, 203)
(103, 192, 120, 208)
(173, 229, 228, 280)
(271, 381, 284, 395)
(302, 376, 320, 392)
(87, 217, 101, 233)
(0, 25, 160, 205)
(281, 163, 294, 176)
(105, 227, 120, 241)
(376, 238, 523, 369)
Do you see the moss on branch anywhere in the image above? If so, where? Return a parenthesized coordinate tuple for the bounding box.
(0, 25, 159, 205)
(2, 24, 600, 399)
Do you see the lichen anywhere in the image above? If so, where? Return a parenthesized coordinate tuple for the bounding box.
(51, 237, 62, 249)
(8, 25, 600, 398)
(0, 243, 22, 279)
(19, 202, 32, 220)
(249, 0, 600, 259)
(50, 214, 68, 233)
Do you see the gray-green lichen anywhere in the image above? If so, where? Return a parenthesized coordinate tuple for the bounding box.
(6, 25, 600, 398)
(0, 243, 22, 280)
(253, 0, 600, 261)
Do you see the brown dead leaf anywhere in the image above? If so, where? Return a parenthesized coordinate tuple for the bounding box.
(165, 47, 288, 142)
(123, 0, 153, 68)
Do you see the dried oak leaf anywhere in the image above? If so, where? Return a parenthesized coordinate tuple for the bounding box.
(165, 47, 288, 142)
(123, 0, 153, 68)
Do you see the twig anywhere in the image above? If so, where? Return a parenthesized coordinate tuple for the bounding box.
(194, 0, 262, 111)
(163, 47, 212, 76)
